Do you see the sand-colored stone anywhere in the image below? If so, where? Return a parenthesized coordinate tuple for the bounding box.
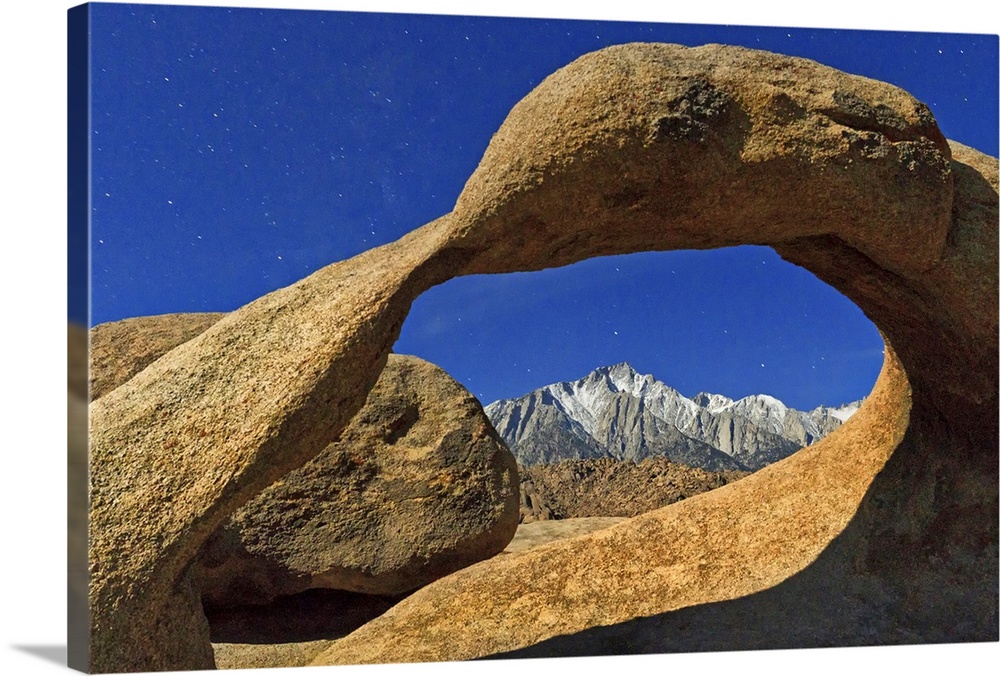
(309, 45, 997, 665)
(212, 640, 330, 670)
(88, 314, 518, 605)
(68, 324, 89, 671)
(86, 43, 997, 672)
(68, 388, 89, 664)
(68, 323, 88, 399)
(502, 517, 630, 554)
(197, 353, 518, 605)
(209, 517, 630, 672)
(89, 312, 225, 400)
(88, 217, 461, 671)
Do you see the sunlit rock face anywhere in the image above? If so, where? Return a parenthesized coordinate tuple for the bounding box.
(88, 316, 519, 618)
(85, 42, 996, 673)
(89, 312, 226, 400)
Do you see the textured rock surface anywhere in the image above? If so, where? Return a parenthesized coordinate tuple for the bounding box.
(502, 517, 629, 554)
(196, 352, 519, 606)
(89, 312, 225, 399)
(88, 313, 517, 657)
(212, 640, 330, 669)
(518, 457, 748, 522)
(68, 391, 89, 660)
(89, 314, 519, 602)
(88, 216, 463, 672)
(87, 43, 996, 672)
(213, 640, 330, 671)
(210, 517, 626, 671)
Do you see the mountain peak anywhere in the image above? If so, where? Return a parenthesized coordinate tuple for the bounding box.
(591, 361, 661, 397)
(691, 392, 734, 411)
(594, 361, 638, 377)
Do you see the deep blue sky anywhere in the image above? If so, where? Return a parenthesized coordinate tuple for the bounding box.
(85, 2, 998, 410)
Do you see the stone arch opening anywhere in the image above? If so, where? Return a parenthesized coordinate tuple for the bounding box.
(395, 245, 882, 410)
(393, 244, 883, 484)
(85, 43, 997, 672)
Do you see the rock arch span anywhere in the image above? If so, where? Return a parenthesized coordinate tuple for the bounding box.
(86, 43, 996, 671)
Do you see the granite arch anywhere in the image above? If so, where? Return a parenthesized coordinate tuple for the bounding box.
(86, 43, 997, 671)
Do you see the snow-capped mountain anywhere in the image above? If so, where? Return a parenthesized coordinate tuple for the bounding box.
(484, 362, 861, 471)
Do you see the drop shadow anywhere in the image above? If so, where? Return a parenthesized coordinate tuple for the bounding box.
(11, 645, 67, 666)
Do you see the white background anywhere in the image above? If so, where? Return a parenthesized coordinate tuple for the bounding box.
(1, 1, 997, 675)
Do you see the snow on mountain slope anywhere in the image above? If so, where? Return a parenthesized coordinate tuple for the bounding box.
(484, 362, 861, 472)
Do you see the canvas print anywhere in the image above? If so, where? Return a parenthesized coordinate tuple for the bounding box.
(67, 2, 999, 673)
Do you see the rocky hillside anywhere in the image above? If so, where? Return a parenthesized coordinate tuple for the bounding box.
(486, 362, 861, 471)
(518, 457, 749, 523)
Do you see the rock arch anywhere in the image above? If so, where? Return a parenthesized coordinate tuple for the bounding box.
(86, 43, 997, 671)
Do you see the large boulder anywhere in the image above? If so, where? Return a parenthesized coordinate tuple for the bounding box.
(196, 352, 519, 606)
(88, 313, 518, 605)
(86, 43, 997, 672)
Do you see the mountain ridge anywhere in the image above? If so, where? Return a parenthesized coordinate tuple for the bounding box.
(484, 362, 862, 471)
